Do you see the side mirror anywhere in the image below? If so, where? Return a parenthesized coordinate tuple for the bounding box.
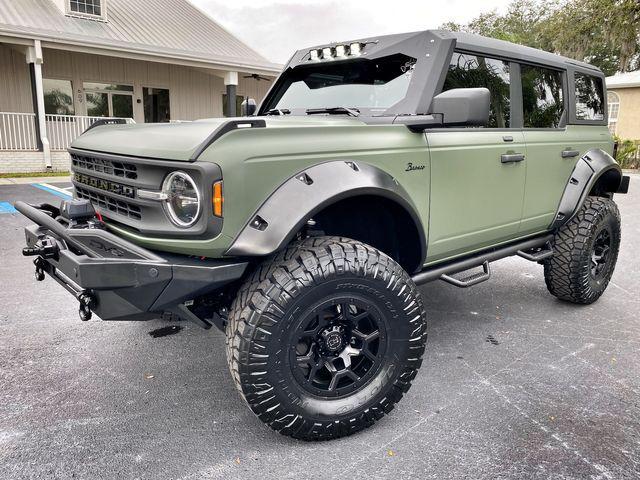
(241, 98, 257, 116)
(430, 88, 490, 127)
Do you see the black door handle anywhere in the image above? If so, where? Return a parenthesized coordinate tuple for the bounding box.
(501, 153, 525, 163)
(561, 149, 580, 158)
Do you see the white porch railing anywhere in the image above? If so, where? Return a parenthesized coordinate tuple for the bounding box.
(0, 113, 134, 151)
(46, 114, 134, 151)
(0, 112, 39, 150)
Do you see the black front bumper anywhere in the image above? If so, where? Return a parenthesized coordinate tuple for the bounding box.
(15, 201, 247, 327)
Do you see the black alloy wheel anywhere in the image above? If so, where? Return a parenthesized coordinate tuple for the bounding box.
(290, 297, 387, 398)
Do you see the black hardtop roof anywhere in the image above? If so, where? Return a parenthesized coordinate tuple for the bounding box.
(446, 30, 601, 73)
(296, 29, 602, 75)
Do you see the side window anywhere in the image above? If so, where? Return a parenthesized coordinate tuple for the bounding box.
(521, 65, 564, 128)
(574, 73, 605, 121)
(442, 52, 510, 128)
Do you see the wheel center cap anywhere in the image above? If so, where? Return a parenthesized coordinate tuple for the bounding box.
(325, 332, 343, 352)
(319, 325, 346, 354)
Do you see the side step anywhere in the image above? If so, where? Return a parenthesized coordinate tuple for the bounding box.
(411, 234, 554, 287)
(440, 261, 491, 288)
(517, 244, 554, 262)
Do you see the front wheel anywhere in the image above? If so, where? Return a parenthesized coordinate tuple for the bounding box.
(225, 236, 427, 441)
(544, 196, 621, 304)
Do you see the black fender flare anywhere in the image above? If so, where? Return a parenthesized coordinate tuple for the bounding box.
(225, 160, 426, 264)
(550, 148, 623, 230)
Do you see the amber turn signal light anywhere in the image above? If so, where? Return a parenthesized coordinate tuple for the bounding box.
(213, 181, 223, 217)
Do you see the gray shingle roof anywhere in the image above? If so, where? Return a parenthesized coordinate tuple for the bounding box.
(0, 0, 280, 73)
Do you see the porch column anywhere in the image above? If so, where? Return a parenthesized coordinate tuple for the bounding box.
(224, 71, 238, 117)
(26, 40, 51, 168)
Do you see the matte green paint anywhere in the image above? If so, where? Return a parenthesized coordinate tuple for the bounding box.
(74, 119, 613, 267)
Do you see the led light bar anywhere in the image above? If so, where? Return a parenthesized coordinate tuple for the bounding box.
(308, 42, 365, 61)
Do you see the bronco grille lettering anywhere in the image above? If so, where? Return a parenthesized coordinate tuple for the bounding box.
(74, 173, 136, 199)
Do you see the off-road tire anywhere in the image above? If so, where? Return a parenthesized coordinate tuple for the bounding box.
(225, 236, 427, 441)
(544, 196, 621, 304)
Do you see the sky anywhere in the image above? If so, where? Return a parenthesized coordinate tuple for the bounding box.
(190, 0, 513, 64)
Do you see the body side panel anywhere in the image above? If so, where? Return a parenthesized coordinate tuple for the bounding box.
(110, 123, 431, 258)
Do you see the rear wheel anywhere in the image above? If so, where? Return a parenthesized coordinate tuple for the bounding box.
(544, 196, 621, 304)
(225, 236, 427, 441)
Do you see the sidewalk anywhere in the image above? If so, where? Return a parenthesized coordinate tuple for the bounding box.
(0, 175, 71, 185)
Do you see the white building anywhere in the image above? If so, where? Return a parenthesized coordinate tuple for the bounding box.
(0, 0, 281, 173)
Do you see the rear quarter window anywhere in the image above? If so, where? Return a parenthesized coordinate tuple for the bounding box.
(574, 73, 605, 121)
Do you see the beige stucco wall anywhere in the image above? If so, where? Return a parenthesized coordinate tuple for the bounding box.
(0, 43, 273, 122)
(610, 87, 640, 140)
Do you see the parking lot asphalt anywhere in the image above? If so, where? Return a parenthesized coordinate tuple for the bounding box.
(0, 178, 639, 480)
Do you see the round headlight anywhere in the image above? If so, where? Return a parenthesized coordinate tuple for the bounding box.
(162, 171, 201, 227)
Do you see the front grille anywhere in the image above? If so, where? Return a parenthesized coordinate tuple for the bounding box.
(71, 153, 138, 180)
(75, 186, 142, 220)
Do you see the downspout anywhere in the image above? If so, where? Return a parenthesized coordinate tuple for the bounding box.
(26, 40, 51, 168)
(224, 71, 238, 117)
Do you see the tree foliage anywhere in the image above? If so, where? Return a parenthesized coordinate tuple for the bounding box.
(441, 0, 640, 76)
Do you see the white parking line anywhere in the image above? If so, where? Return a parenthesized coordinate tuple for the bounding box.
(38, 183, 73, 196)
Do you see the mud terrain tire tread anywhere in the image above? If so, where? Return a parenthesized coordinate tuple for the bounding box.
(225, 236, 427, 441)
(544, 196, 621, 304)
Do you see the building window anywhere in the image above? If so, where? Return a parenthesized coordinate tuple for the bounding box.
(43, 79, 75, 115)
(443, 52, 511, 128)
(69, 0, 104, 17)
(607, 91, 620, 135)
(222, 94, 245, 117)
(521, 65, 564, 128)
(574, 73, 605, 121)
(144, 88, 171, 123)
(83, 82, 133, 118)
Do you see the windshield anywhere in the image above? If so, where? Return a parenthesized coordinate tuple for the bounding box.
(264, 54, 416, 115)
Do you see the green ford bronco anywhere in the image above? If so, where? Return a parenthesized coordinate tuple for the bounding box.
(17, 30, 630, 441)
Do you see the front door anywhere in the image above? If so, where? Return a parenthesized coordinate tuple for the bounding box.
(425, 51, 526, 263)
(426, 130, 527, 262)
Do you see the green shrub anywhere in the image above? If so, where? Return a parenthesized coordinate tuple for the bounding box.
(614, 135, 640, 169)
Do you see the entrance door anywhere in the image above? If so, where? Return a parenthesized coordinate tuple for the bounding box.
(143, 87, 171, 122)
(84, 82, 134, 119)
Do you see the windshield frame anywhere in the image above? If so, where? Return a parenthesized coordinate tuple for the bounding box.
(258, 31, 455, 117)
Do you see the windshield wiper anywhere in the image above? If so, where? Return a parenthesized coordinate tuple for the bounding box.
(264, 108, 291, 116)
(305, 107, 360, 117)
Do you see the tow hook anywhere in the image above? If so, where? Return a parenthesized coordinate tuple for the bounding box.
(78, 292, 96, 321)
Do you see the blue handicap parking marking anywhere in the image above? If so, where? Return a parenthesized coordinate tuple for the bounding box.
(0, 201, 18, 214)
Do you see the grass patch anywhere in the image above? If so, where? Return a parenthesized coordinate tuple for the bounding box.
(0, 171, 70, 178)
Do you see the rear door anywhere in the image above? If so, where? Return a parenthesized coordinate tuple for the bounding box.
(426, 52, 527, 262)
(519, 66, 610, 235)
